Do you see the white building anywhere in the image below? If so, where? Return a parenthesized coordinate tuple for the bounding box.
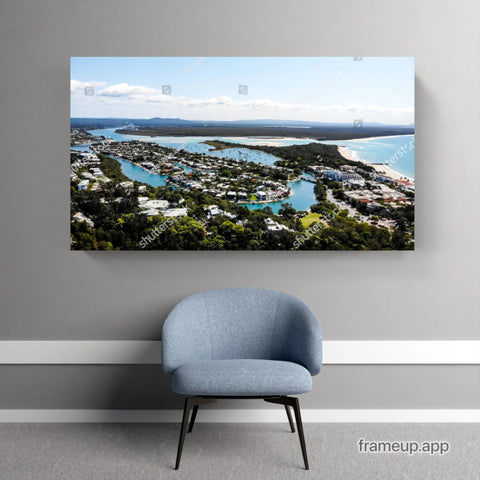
(205, 205, 222, 217)
(237, 191, 248, 201)
(72, 212, 94, 227)
(118, 181, 134, 190)
(324, 169, 363, 182)
(75, 152, 100, 165)
(90, 168, 103, 177)
(256, 191, 267, 201)
(164, 208, 188, 218)
(78, 179, 89, 191)
(142, 209, 161, 217)
(141, 162, 156, 170)
(264, 218, 283, 234)
(143, 200, 169, 211)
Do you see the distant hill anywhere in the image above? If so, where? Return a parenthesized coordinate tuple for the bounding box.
(71, 117, 414, 132)
(70, 117, 195, 129)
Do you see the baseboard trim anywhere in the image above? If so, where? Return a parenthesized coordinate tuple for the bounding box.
(0, 409, 478, 423)
(0, 341, 479, 364)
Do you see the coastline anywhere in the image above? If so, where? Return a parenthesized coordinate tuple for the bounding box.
(369, 163, 414, 182)
(337, 146, 358, 162)
(337, 145, 414, 183)
(336, 134, 414, 142)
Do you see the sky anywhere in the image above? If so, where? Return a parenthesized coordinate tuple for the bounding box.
(71, 57, 414, 124)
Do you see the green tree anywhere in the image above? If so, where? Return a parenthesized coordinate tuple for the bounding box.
(278, 203, 296, 219)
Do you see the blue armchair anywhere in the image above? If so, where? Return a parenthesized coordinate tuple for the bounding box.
(162, 288, 322, 470)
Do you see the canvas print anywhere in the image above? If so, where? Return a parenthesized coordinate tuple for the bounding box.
(70, 57, 414, 250)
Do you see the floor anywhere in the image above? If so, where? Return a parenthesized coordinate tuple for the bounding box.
(0, 423, 478, 480)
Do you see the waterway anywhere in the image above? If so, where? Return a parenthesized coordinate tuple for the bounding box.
(78, 128, 414, 213)
(84, 129, 317, 213)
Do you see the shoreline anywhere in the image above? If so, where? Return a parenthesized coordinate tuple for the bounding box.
(118, 129, 413, 144)
(237, 196, 291, 206)
(335, 134, 414, 142)
(337, 145, 414, 183)
(369, 163, 414, 183)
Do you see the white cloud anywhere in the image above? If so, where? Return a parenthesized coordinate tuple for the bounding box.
(70, 79, 107, 95)
(98, 83, 160, 97)
(71, 80, 414, 124)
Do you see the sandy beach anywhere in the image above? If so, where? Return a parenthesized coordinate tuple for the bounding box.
(369, 163, 413, 182)
(337, 146, 357, 162)
(337, 146, 414, 183)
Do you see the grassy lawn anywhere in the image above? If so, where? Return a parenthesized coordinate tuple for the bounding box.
(301, 212, 322, 227)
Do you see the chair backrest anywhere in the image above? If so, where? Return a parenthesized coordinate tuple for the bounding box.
(162, 288, 322, 376)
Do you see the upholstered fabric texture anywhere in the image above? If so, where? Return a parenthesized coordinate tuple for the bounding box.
(171, 359, 313, 396)
(162, 288, 322, 396)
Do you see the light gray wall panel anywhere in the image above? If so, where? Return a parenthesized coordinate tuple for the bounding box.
(0, 365, 478, 409)
(0, 0, 478, 341)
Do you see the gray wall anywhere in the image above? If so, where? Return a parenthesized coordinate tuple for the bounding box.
(0, 0, 478, 410)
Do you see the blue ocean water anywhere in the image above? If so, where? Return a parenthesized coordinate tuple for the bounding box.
(320, 135, 415, 179)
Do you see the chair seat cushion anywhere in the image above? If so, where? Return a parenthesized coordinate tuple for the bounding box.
(171, 359, 312, 396)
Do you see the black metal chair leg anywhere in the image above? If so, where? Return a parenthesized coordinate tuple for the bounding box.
(284, 404, 296, 433)
(188, 405, 199, 433)
(263, 396, 295, 432)
(175, 397, 194, 470)
(264, 395, 308, 469)
(291, 397, 309, 470)
(174, 397, 217, 469)
(175, 396, 307, 470)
